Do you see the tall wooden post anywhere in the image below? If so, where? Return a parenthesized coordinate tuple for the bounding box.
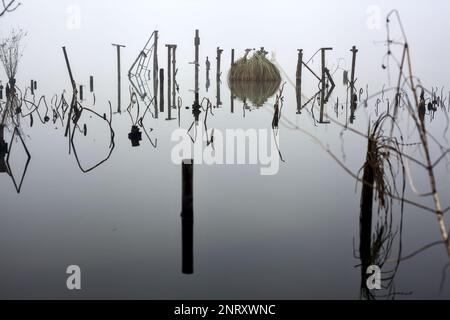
(296, 49, 303, 114)
(216, 47, 223, 108)
(172, 45, 177, 109)
(181, 159, 194, 275)
(319, 47, 332, 123)
(194, 30, 200, 93)
(89, 76, 94, 92)
(350, 46, 358, 124)
(153, 31, 159, 110)
(216, 47, 223, 82)
(112, 43, 126, 113)
(350, 46, 358, 96)
(159, 68, 164, 112)
(166, 45, 172, 111)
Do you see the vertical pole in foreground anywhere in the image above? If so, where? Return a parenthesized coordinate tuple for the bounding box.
(181, 159, 194, 275)
(112, 43, 126, 113)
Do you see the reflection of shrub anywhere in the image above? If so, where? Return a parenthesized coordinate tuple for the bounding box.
(228, 53, 281, 82)
(228, 80, 280, 107)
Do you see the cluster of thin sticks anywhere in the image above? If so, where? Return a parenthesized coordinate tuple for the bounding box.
(268, 10, 450, 296)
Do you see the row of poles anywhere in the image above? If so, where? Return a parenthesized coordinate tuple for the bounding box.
(295, 46, 359, 123)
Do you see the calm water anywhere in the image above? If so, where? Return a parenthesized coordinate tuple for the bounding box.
(0, 0, 450, 299)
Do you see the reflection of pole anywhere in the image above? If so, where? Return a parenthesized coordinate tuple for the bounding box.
(360, 137, 374, 291)
(296, 49, 303, 114)
(181, 159, 194, 275)
(112, 43, 126, 113)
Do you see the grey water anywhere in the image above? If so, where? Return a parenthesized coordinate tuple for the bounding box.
(0, 0, 450, 299)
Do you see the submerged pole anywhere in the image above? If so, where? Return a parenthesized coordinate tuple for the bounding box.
(181, 159, 194, 275)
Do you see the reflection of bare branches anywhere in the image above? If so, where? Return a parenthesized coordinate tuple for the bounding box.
(5, 126, 30, 193)
(126, 87, 157, 148)
(272, 83, 285, 163)
(70, 102, 115, 173)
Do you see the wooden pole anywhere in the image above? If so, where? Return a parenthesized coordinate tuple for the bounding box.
(172, 45, 177, 109)
(349, 46, 358, 124)
(231, 49, 235, 65)
(159, 68, 164, 112)
(153, 31, 159, 108)
(350, 46, 358, 96)
(319, 47, 332, 123)
(166, 45, 172, 111)
(194, 30, 200, 93)
(320, 49, 326, 123)
(296, 49, 303, 114)
(79, 85, 83, 101)
(112, 43, 126, 113)
(216, 47, 223, 108)
(216, 47, 223, 82)
(181, 159, 194, 275)
(89, 75, 94, 92)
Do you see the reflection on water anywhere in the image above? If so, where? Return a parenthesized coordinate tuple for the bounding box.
(1, 5, 450, 299)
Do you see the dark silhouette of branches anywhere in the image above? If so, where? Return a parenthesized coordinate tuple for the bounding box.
(0, 0, 21, 18)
